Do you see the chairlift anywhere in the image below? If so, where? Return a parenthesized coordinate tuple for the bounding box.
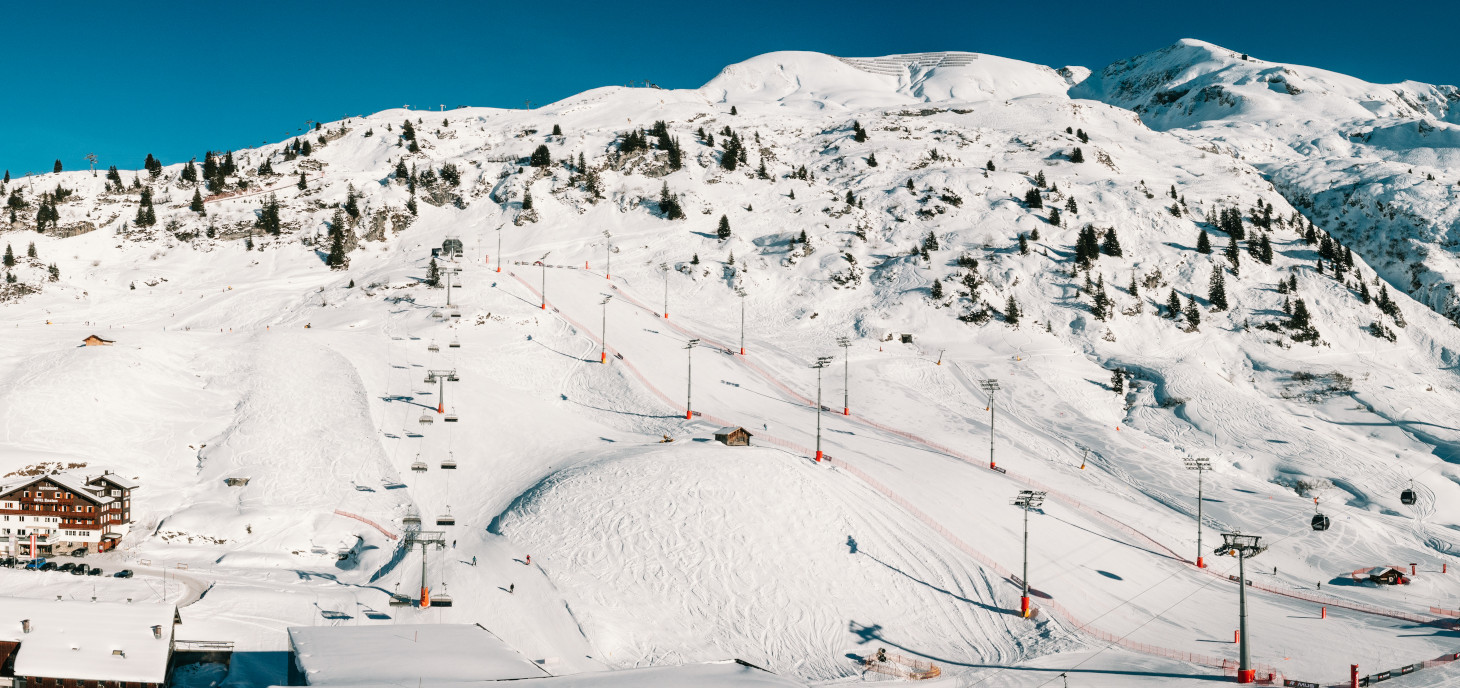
(427, 341, 440, 353)
(448, 338, 460, 349)
(411, 460, 428, 472)
(431, 587, 453, 607)
(418, 413, 434, 426)
(403, 509, 422, 526)
(436, 511, 455, 526)
(441, 454, 457, 469)
(388, 593, 413, 607)
(444, 409, 459, 423)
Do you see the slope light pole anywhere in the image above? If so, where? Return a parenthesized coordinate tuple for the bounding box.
(735, 288, 747, 355)
(684, 339, 699, 419)
(495, 226, 502, 273)
(837, 336, 852, 415)
(1218, 533, 1265, 684)
(537, 260, 548, 310)
(980, 379, 1001, 470)
(600, 296, 612, 364)
(1184, 457, 1212, 568)
(660, 263, 670, 318)
(1012, 490, 1046, 618)
(604, 230, 612, 280)
(812, 356, 834, 461)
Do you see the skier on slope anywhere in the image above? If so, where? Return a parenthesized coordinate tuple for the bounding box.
(525, 555, 531, 565)
(509, 583, 514, 594)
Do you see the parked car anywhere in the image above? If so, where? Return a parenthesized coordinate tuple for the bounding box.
(39, 562, 57, 571)
(24, 559, 46, 571)
(69, 548, 87, 557)
(69, 566, 86, 576)
(113, 569, 133, 578)
(58, 562, 76, 572)
(0, 557, 14, 567)
(86, 567, 102, 576)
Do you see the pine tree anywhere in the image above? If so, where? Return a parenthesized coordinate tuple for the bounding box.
(1030, 227, 1040, 241)
(756, 160, 768, 179)
(1257, 234, 1273, 264)
(181, 160, 198, 183)
(986, 160, 995, 172)
(1111, 369, 1124, 394)
(1166, 289, 1181, 319)
(1226, 236, 1241, 271)
(659, 182, 684, 220)
(551, 124, 562, 136)
(1069, 147, 1085, 163)
(406, 196, 418, 215)
(47, 263, 58, 281)
(1184, 297, 1202, 329)
(1018, 233, 1029, 255)
(1065, 197, 1078, 214)
(866, 152, 878, 167)
(2, 244, 12, 268)
(717, 214, 731, 240)
(52, 160, 62, 174)
(1034, 171, 1047, 187)
(1289, 298, 1312, 330)
(521, 189, 534, 211)
(1128, 273, 1140, 299)
(845, 190, 856, 205)
(326, 217, 348, 270)
(1101, 228, 1123, 257)
(690, 253, 700, 265)
(1048, 206, 1061, 227)
(190, 189, 205, 214)
(298, 171, 308, 190)
(1023, 187, 1043, 208)
(302, 140, 313, 156)
(344, 184, 360, 219)
(730, 106, 738, 116)
(1196, 230, 1212, 254)
(1005, 296, 1021, 326)
(1208, 264, 1228, 311)
(530, 145, 552, 168)
(26, 242, 36, 259)
(930, 278, 944, 299)
(1359, 280, 1371, 304)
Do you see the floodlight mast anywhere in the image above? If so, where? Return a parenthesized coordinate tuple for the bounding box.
(600, 296, 612, 364)
(812, 356, 834, 461)
(736, 288, 747, 355)
(837, 337, 852, 415)
(979, 380, 1001, 469)
(684, 339, 700, 419)
(604, 231, 612, 280)
(495, 226, 502, 273)
(1184, 458, 1212, 568)
(660, 263, 670, 318)
(1012, 490, 1045, 618)
(1218, 532, 1264, 684)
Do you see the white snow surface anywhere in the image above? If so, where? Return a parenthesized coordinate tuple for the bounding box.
(1, 44, 1460, 688)
(287, 624, 544, 683)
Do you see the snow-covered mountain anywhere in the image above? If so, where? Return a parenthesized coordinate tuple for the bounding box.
(1074, 38, 1460, 320)
(1, 44, 1460, 687)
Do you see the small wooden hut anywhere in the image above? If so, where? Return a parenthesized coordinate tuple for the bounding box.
(713, 426, 752, 446)
(82, 335, 115, 346)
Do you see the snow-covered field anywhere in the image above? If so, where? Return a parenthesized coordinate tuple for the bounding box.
(2, 43, 1460, 687)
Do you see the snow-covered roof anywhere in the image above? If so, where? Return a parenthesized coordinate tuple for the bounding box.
(0, 597, 176, 683)
(0, 474, 114, 505)
(288, 624, 545, 684)
(269, 661, 804, 688)
(89, 473, 140, 490)
(714, 426, 751, 435)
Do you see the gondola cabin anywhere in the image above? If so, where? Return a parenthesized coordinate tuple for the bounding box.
(1310, 514, 1330, 531)
(713, 426, 752, 447)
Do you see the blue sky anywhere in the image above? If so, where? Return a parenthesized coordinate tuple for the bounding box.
(2, 0, 1455, 177)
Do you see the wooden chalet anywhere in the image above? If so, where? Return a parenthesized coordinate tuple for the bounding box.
(713, 426, 752, 446)
(0, 598, 179, 688)
(81, 335, 114, 347)
(0, 472, 138, 556)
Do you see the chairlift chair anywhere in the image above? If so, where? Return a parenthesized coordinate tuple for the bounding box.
(431, 587, 453, 607)
(403, 508, 422, 526)
(427, 341, 440, 353)
(411, 460, 428, 472)
(418, 413, 434, 426)
(436, 512, 455, 526)
(441, 454, 457, 469)
(448, 338, 460, 349)
(444, 409, 459, 423)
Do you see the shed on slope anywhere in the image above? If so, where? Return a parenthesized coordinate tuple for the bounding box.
(713, 427, 753, 447)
